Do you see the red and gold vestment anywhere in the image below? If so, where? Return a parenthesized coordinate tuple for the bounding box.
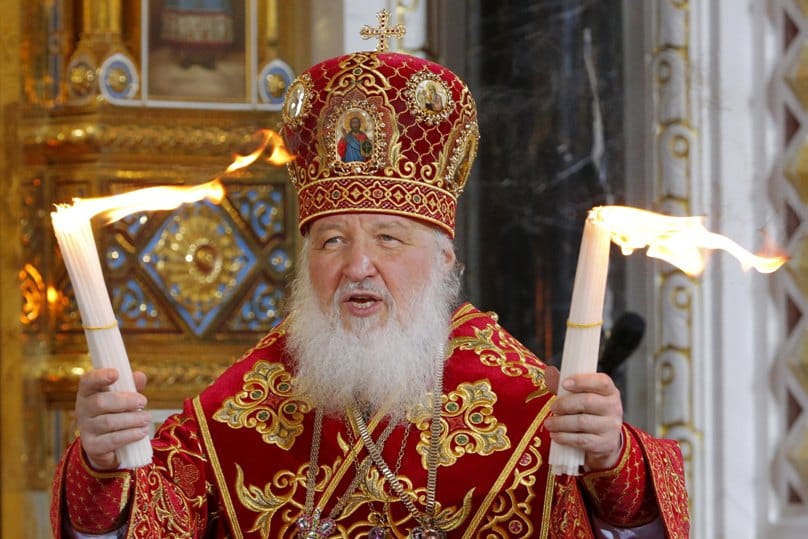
(51, 303, 689, 538)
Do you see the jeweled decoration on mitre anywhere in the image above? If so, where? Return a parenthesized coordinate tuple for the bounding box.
(280, 9, 479, 237)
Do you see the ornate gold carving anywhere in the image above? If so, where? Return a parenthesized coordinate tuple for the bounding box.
(148, 204, 244, 309)
(214, 361, 312, 449)
(67, 56, 98, 99)
(38, 354, 237, 409)
(19, 263, 45, 325)
(411, 380, 509, 469)
(652, 0, 698, 526)
(20, 116, 270, 159)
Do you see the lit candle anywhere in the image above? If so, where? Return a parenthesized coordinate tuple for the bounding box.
(51, 179, 227, 469)
(51, 209, 153, 469)
(46, 130, 294, 469)
(548, 206, 787, 475)
(548, 211, 612, 476)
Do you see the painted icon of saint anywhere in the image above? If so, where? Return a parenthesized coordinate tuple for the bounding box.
(337, 115, 373, 162)
(423, 82, 444, 112)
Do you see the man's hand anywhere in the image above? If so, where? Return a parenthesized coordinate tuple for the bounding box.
(544, 366, 624, 471)
(75, 368, 152, 471)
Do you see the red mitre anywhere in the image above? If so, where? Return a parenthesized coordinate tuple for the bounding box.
(280, 15, 479, 238)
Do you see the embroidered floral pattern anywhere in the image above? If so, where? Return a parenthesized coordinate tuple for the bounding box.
(213, 360, 312, 449)
(411, 380, 510, 469)
(450, 323, 548, 400)
(234, 462, 310, 538)
(477, 437, 543, 538)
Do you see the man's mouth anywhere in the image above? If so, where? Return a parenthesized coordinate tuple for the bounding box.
(345, 293, 381, 308)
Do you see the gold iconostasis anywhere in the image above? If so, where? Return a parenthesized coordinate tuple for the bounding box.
(0, 1, 325, 536)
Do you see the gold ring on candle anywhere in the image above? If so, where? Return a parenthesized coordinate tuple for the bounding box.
(566, 320, 603, 329)
(82, 321, 119, 331)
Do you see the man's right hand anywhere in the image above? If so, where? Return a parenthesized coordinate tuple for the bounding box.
(75, 368, 152, 471)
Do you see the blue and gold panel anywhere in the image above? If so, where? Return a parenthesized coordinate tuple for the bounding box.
(140, 201, 258, 336)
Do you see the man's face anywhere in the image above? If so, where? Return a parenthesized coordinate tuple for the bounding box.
(306, 213, 453, 331)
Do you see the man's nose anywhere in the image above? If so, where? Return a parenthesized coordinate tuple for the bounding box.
(342, 241, 377, 281)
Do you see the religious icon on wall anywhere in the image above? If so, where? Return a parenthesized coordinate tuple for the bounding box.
(147, 0, 248, 101)
(337, 110, 374, 162)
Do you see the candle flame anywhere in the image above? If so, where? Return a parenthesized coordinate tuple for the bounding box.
(53, 179, 225, 226)
(226, 129, 294, 172)
(589, 206, 788, 276)
(51, 129, 293, 226)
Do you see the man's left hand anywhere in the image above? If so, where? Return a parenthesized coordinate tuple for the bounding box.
(544, 367, 623, 471)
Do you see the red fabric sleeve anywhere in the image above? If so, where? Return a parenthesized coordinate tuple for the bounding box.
(51, 405, 221, 538)
(579, 424, 659, 528)
(60, 442, 134, 534)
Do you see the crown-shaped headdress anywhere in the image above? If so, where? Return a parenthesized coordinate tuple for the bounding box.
(280, 10, 479, 237)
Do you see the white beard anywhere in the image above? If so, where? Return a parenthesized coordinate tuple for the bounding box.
(285, 241, 459, 419)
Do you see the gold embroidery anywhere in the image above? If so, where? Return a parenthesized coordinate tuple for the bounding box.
(353, 469, 474, 534)
(433, 489, 475, 533)
(234, 462, 308, 538)
(213, 360, 312, 449)
(193, 397, 244, 538)
(450, 303, 494, 330)
(232, 322, 288, 364)
(462, 398, 553, 538)
(411, 380, 509, 469)
(77, 449, 133, 508)
(131, 465, 203, 538)
(476, 437, 542, 538)
(450, 323, 549, 401)
(158, 416, 208, 508)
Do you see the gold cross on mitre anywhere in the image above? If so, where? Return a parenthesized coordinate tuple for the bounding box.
(360, 9, 406, 52)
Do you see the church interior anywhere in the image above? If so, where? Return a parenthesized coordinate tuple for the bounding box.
(0, 0, 806, 537)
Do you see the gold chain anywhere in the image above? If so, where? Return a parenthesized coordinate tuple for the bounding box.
(301, 345, 447, 536)
(303, 408, 398, 524)
(351, 345, 446, 528)
(345, 412, 412, 529)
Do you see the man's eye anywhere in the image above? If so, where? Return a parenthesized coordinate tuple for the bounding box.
(321, 236, 343, 247)
(378, 234, 399, 243)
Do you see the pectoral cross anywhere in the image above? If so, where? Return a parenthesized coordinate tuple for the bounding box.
(360, 9, 406, 53)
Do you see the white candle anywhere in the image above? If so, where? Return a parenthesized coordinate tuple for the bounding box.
(51, 208, 152, 469)
(549, 211, 612, 476)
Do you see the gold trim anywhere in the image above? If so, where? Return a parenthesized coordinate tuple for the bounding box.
(581, 424, 631, 487)
(566, 319, 603, 329)
(77, 448, 133, 514)
(541, 470, 554, 539)
(82, 321, 119, 331)
(461, 398, 554, 537)
(193, 396, 244, 539)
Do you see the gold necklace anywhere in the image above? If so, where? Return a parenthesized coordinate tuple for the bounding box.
(297, 346, 447, 539)
(351, 347, 446, 538)
(346, 411, 412, 538)
(297, 408, 397, 539)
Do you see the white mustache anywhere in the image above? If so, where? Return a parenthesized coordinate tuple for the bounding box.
(334, 279, 394, 307)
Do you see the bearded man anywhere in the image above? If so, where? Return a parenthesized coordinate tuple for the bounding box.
(50, 14, 689, 539)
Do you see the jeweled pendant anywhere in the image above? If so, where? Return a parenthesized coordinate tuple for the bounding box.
(368, 525, 389, 538)
(410, 526, 446, 539)
(296, 508, 336, 538)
